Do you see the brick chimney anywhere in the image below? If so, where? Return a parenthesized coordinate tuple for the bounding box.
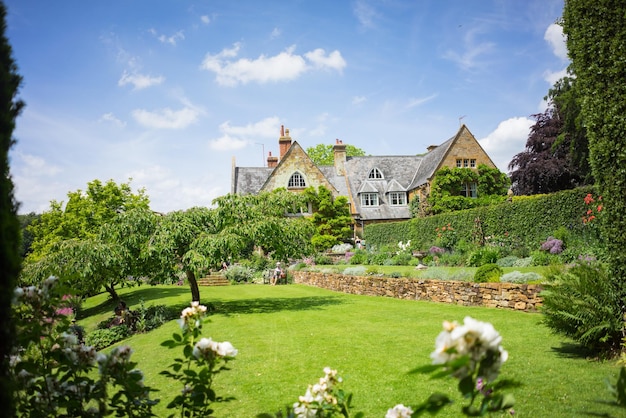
(279, 125, 292, 159)
(333, 138, 347, 175)
(267, 151, 278, 168)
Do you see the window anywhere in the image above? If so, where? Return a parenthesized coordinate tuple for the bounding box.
(463, 159, 469, 167)
(460, 182, 477, 198)
(389, 192, 407, 206)
(361, 193, 379, 207)
(456, 159, 462, 168)
(470, 159, 476, 168)
(368, 168, 384, 179)
(288, 172, 306, 188)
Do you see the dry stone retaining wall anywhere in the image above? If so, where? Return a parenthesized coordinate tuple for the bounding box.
(291, 271, 542, 312)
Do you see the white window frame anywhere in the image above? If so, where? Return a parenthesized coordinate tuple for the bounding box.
(288, 172, 306, 188)
(361, 193, 379, 207)
(460, 182, 477, 198)
(389, 192, 407, 206)
(368, 168, 384, 179)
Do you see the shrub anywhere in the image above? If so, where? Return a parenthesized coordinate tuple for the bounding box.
(540, 237, 564, 254)
(541, 262, 623, 354)
(314, 254, 333, 265)
(368, 251, 393, 266)
(467, 247, 500, 267)
(500, 271, 542, 284)
(134, 303, 178, 333)
(496, 256, 519, 268)
(530, 250, 560, 266)
(342, 266, 367, 276)
(85, 325, 131, 350)
(366, 266, 381, 275)
(331, 243, 354, 253)
(390, 271, 402, 278)
(224, 265, 255, 284)
(474, 263, 503, 283)
(392, 253, 413, 266)
(348, 249, 368, 265)
(512, 257, 533, 267)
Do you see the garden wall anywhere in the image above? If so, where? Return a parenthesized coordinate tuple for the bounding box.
(292, 271, 542, 312)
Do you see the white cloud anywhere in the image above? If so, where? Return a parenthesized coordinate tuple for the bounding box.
(544, 23, 568, 61)
(352, 96, 366, 105)
(270, 27, 281, 39)
(99, 112, 126, 127)
(150, 28, 185, 46)
(543, 67, 568, 86)
(16, 152, 61, 177)
(118, 71, 164, 90)
(200, 43, 346, 86)
(132, 106, 200, 129)
(443, 27, 494, 71)
(304, 49, 347, 72)
(201, 15, 210, 25)
(209, 117, 281, 150)
(479, 117, 534, 173)
(406, 93, 438, 108)
(353, 0, 377, 29)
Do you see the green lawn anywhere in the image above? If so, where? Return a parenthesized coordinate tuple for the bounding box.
(80, 284, 623, 417)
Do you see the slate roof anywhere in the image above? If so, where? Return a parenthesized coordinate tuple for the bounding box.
(231, 125, 485, 222)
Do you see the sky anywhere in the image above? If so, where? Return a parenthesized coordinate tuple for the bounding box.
(5, 0, 568, 214)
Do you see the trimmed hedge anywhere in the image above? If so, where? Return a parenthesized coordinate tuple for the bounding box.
(365, 186, 598, 252)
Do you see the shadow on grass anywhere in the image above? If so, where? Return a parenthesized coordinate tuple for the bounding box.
(211, 296, 346, 316)
(79, 285, 190, 319)
(550, 342, 597, 359)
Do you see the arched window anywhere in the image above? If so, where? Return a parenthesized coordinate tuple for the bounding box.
(288, 172, 306, 188)
(368, 168, 384, 179)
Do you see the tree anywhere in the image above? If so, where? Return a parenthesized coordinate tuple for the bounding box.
(306, 144, 366, 166)
(563, 0, 626, 339)
(27, 179, 150, 259)
(149, 191, 315, 302)
(18, 211, 38, 257)
(21, 207, 159, 300)
(509, 76, 591, 195)
(303, 186, 354, 251)
(0, 1, 24, 413)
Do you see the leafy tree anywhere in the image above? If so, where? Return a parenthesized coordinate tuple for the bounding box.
(303, 186, 354, 251)
(426, 165, 509, 214)
(21, 208, 159, 300)
(149, 191, 314, 302)
(306, 144, 366, 166)
(0, 1, 24, 413)
(562, 0, 626, 344)
(509, 76, 591, 195)
(18, 211, 38, 257)
(27, 179, 150, 259)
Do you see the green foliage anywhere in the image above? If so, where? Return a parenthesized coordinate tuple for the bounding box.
(306, 143, 366, 165)
(18, 212, 39, 257)
(541, 262, 624, 354)
(500, 271, 542, 284)
(313, 253, 333, 265)
(304, 186, 354, 252)
(563, 0, 626, 331)
(85, 325, 131, 350)
(473, 264, 503, 283)
(427, 165, 509, 214)
(342, 266, 367, 276)
(348, 249, 368, 265)
(365, 186, 601, 261)
(224, 265, 255, 284)
(467, 248, 500, 267)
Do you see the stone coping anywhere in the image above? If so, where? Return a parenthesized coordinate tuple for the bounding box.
(291, 271, 543, 312)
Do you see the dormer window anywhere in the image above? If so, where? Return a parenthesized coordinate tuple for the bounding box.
(288, 172, 306, 188)
(361, 192, 379, 207)
(368, 168, 384, 179)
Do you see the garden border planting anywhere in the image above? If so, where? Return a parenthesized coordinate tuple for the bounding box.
(292, 271, 542, 311)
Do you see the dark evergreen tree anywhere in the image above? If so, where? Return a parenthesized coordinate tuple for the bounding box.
(0, 1, 24, 415)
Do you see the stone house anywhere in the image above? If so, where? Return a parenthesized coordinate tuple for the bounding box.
(231, 124, 497, 233)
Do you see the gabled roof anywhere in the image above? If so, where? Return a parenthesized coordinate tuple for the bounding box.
(408, 136, 454, 189)
(232, 166, 273, 195)
(385, 178, 407, 193)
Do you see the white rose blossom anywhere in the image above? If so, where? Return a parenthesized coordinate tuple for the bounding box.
(431, 316, 508, 382)
(386, 404, 414, 418)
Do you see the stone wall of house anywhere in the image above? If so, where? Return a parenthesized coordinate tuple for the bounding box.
(291, 271, 543, 312)
(440, 128, 496, 169)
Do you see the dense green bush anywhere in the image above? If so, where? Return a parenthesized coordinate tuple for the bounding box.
(224, 265, 255, 283)
(474, 263, 503, 283)
(541, 262, 624, 354)
(313, 254, 333, 265)
(496, 256, 519, 268)
(85, 325, 131, 350)
(348, 249, 368, 265)
(466, 247, 500, 267)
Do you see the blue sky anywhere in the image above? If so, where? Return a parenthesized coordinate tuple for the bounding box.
(6, 0, 567, 214)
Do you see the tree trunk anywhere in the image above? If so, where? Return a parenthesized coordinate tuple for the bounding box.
(186, 269, 200, 302)
(104, 284, 119, 301)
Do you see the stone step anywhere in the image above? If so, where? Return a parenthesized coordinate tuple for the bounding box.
(197, 275, 230, 286)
